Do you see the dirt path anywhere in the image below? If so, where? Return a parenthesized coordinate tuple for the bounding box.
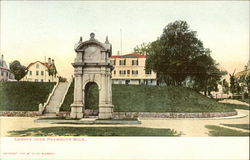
(0, 100, 249, 137)
(140, 109, 249, 136)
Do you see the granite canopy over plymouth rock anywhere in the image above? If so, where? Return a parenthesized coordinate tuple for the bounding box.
(70, 33, 114, 119)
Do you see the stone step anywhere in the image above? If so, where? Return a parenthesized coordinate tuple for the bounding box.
(44, 82, 69, 114)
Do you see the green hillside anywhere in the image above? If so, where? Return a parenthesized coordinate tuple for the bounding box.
(0, 82, 55, 111)
(61, 82, 235, 113)
(0, 81, 237, 113)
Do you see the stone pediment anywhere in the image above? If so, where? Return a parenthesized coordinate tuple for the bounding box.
(74, 33, 111, 53)
(74, 39, 107, 52)
(73, 33, 112, 64)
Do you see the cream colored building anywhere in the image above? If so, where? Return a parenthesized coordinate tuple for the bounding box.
(110, 53, 157, 85)
(21, 58, 57, 82)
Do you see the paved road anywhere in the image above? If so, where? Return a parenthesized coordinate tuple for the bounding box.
(0, 100, 249, 137)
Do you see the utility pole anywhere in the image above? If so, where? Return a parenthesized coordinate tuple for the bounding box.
(120, 28, 122, 55)
(44, 56, 46, 82)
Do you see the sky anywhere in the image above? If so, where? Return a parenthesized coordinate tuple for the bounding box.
(1, 1, 249, 79)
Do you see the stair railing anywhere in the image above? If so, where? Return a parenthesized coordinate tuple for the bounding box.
(56, 78, 73, 114)
(38, 77, 60, 115)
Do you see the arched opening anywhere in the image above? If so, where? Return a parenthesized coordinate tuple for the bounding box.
(84, 82, 99, 116)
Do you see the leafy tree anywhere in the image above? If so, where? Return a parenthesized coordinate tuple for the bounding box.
(58, 76, 67, 82)
(229, 72, 237, 95)
(246, 74, 250, 93)
(9, 60, 27, 81)
(192, 54, 227, 96)
(48, 65, 57, 82)
(146, 20, 226, 91)
(133, 42, 151, 55)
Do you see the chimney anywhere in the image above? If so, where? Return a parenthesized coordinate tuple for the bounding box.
(52, 59, 54, 65)
(48, 57, 51, 65)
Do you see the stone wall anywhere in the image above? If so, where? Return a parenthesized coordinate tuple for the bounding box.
(0, 110, 237, 118)
(0, 111, 41, 117)
(113, 111, 237, 119)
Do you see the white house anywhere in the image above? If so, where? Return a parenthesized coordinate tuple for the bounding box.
(21, 58, 57, 82)
(110, 53, 157, 85)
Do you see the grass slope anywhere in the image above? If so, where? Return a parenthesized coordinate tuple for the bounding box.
(0, 82, 55, 111)
(8, 126, 181, 136)
(206, 125, 249, 136)
(61, 83, 235, 113)
(222, 124, 250, 131)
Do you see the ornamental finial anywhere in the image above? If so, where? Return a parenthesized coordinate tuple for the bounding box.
(90, 33, 95, 39)
(105, 36, 109, 44)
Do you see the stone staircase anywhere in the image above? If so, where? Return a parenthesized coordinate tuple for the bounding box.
(44, 82, 69, 116)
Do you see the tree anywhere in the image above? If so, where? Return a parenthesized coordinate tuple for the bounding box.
(192, 54, 227, 96)
(9, 60, 27, 81)
(48, 65, 57, 82)
(229, 71, 238, 95)
(246, 74, 250, 93)
(146, 20, 226, 91)
(133, 42, 151, 55)
(58, 76, 67, 82)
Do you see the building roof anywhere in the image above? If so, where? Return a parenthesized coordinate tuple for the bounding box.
(27, 61, 55, 69)
(235, 69, 250, 78)
(110, 53, 146, 58)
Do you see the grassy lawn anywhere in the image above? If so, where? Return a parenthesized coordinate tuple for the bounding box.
(205, 125, 250, 136)
(0, 82, 55, 111)
(221, 124, 250, 131)
(61, 83, 235, 113)
(0, 81, 239, 113)
(225, 103, 250, 111)
(8, 127, 181, 136)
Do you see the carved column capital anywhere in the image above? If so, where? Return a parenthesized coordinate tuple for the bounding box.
(74, 67, 83, 76)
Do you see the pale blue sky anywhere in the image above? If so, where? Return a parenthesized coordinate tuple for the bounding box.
(1, 1, 249, 78)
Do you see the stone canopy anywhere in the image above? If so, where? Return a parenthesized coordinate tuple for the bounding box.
(70, 33, 114, 119)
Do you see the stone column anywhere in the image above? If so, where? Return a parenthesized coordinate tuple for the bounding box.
(98, 68, 113, 119)
(109, 71, 112, 104)
(70, 67, 84, 119)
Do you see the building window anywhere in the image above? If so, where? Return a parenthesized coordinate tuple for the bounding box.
(1, 71, 3, 76)
(29, 71, 32, 75)
(119, 60, 126, 65)
(132, 70, 138, 75)
(41, 79, 43, 82)
(127, 70, 130, 74)
(132, 60, 138, 66)
(113, 70, 116, 74)
(6, 72, 8, 77)
(111, 60, 116, 66)
(36, 64, 39, 68)
(119, 70, 126, 75)
(145, 70, 152, 74)
(36, 71, 39, 76)
(35, 79, 38, 82)
(41, 71, 44, 76)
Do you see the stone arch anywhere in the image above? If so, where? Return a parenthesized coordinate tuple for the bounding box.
(83, 82, 99, 114)
(70, 33, 114, 119)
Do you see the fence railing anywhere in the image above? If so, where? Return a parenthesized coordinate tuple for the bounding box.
(38, 78, 59, 114)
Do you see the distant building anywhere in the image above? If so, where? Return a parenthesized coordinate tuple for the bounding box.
(234, 60, 250, 93)
(110, 53, 157, 85)
(21, 58, 57, 82)
(235, 60, 250, 79)
(0, 54, 15, 81)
